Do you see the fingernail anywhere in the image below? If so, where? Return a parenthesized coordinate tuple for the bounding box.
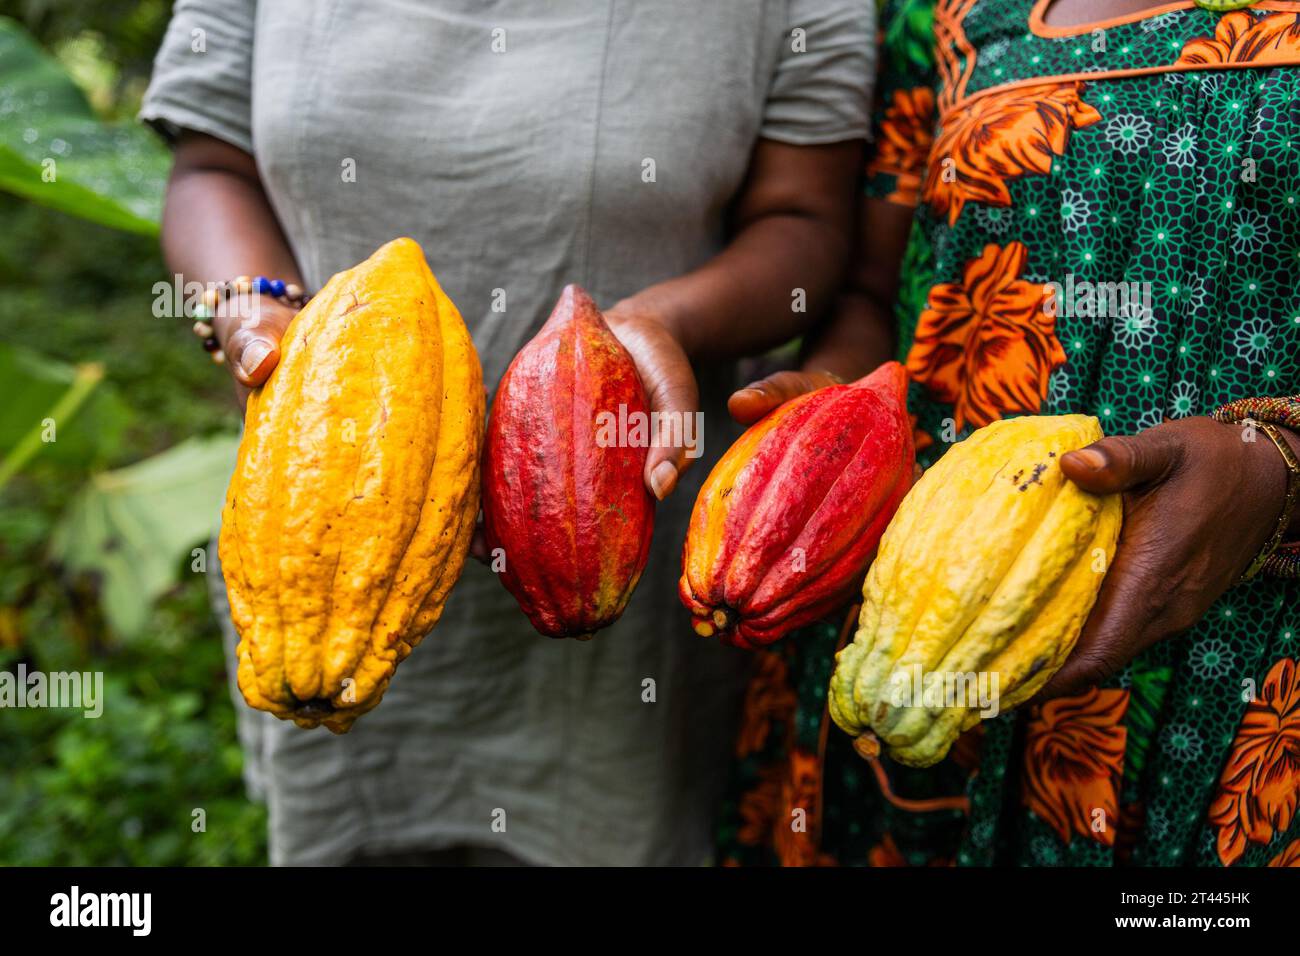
(739, 383, 765, 395)
(240, 341, 272, 378)
(1071, 449, 1107, 470)
(650, 461, 677, 500)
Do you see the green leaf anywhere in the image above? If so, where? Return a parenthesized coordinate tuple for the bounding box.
(0, 342, 131, 476)
(0, 16, 169, 234)
(48, 434, 239, 637)
(1121, 662, 1172, 783)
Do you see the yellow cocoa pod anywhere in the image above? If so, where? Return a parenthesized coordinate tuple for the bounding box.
(219, 238, 484, 733)
(828, 414, 1122, 767)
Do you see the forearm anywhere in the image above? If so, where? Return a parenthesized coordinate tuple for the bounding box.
(160, 136, 303, 293)
(797, 291, 896, 382)
(160, 133, 304, 393)
(614, 212, 851, 361)
(1215, 395, 1300, 539)
(797, 196, 914, 381)
(610, 139, 861, 363)
(1275, 425, 1300, 539)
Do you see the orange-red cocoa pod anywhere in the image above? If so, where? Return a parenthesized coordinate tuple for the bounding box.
(482, 285, 654, 640)
(678, 362, 914, 649)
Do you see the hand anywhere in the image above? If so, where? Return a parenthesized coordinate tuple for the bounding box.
(215, 296, 301, 407)
(1038, 416, 1294, 698)
(727, 369, 844, 425)
(604, 303, 699, 501)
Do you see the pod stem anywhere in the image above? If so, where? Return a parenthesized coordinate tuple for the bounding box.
(852, 732, 882, 760)
(852, 733, 971, 814)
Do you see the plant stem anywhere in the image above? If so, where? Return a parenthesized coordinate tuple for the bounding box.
(0, 362, 104, 493)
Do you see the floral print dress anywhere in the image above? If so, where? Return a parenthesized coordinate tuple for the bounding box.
(718, 0, 1300, 868)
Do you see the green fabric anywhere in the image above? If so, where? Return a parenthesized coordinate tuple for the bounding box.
(719, 0, 1300, 868)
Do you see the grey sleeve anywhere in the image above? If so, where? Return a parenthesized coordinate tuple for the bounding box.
(138, 0, 256, 153)
(760, 0, 876, 145)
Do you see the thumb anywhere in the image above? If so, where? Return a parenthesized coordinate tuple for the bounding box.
(224, 300, 295, 387)
(1060, 429, 1181, 494)
(728, 370, 841, 426)
(642, 364, 699, 503)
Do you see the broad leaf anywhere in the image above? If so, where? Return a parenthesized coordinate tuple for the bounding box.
(48, 434, 239, 637)
(0, 342, 131, 475)
(0, 16, 168, 234)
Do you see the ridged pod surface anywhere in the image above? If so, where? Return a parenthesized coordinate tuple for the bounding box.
(829, 414, 1123, 767)
(678, 362, 914, 649)
(219, 238, 484, 733)
(482, 285, 654, 639)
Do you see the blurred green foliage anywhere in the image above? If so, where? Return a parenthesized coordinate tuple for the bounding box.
(0, 0, 172, 114)
(0, 4, 266, 865)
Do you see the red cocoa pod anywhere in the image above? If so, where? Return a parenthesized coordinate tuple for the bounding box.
(482, 285, 655, 640)
(678, 361, 914, 649)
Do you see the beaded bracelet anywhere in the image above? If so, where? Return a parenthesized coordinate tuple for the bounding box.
(1212, 395, 1300, 580)
(190, 275, 311, 365)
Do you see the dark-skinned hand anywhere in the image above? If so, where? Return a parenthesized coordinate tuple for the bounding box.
(603, 303, 700, 502)
(213, 294, 300, 407)
(1039, 415, 1296, 698)
(467, 300, 699, 563)
(727, 369, 844, 425)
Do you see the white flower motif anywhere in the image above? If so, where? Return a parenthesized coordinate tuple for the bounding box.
(1112, 309, 1158, 351)
(1231, 208, 1273, 256)
(1250, 107, 1267, 139)
(1189, 638, 1235, 681)
(1047, 368, 1072, 409)
(1106, 113, 1153, 154)
(1162, 723, 1203, 762)
(1162, 123, 1198, 168)
(1230, 316, 1273, 364)
(974, 203, 1013, 236)
(1184, 274, 1210, 315)
(1060, 188, 1092, 233)
(1031, 835, 1062, 866)
(1167, 380, 1200, 419)
(1147, 804, 1169, 840)
(970, 818, 995, 846)
(982, 37, 1011, 63)
(1142, 11, 1180, 32)
(1135, 405, 1164, 432)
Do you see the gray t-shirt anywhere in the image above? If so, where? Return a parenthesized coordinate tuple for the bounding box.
(142, 0, 874, 865)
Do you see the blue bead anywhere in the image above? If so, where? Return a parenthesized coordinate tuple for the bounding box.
(253, 276, 272, 294)
(269, 279, 286, 298)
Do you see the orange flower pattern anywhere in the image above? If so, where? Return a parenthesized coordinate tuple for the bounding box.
(1021, 689, 1129, 847)
(867, 87, 937, 206)
(923, 83, 1101, 226)
(736, 764, 783, 848)
(1209, 658, 1300, 866)
(725, 0, 1300, 869)
(774, 749, 835, 867)
(734, 651, 797, 759)
(1176, 12, 1300, 67)
(906, 241, 1066, 429)
(1268, 838, 1300, 868)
